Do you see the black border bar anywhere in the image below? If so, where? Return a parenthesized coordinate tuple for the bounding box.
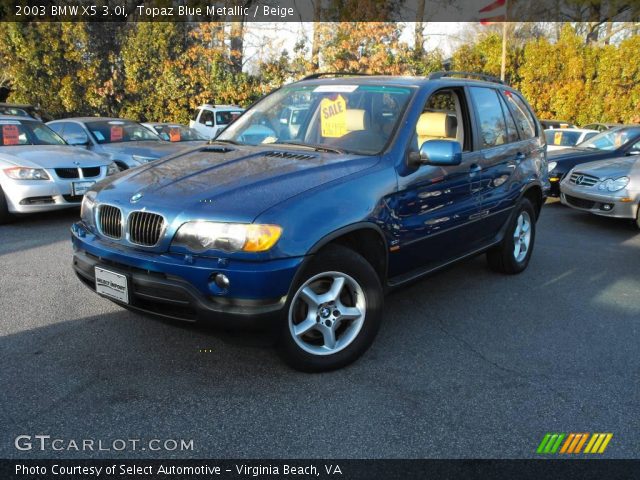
(1, 0, 639, 22)
(2, 459, 640, 480)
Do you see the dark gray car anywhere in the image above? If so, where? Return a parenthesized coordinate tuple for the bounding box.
(47, 117, 191, 170)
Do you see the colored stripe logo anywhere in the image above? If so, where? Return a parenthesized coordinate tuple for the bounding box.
(537, 433, 613, 454)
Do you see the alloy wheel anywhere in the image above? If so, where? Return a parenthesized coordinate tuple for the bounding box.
(288, 271, 366, 356)
(513, 211, 532, 263)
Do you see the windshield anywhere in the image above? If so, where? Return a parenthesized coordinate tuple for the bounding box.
(545, 130, 583, 146)
(151, 125, 206, 142)
(0, 119, 66, 146)
(577, 127, 640, 151)
(87, 120, 161, 144)
(217, 83, 414, 155)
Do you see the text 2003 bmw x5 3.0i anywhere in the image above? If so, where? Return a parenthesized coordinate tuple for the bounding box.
(71, 72, 549, 371)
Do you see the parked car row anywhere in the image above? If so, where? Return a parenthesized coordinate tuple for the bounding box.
(0, 116, 117, 223)
(0, 101, 252, 222)
(541, 125, 640, 227)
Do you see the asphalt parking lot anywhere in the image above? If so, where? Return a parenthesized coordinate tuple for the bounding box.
(0, 200, 638, 459)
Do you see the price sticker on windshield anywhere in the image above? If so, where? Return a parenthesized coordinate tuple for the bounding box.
(168, 128, 181, 142)
(320, 95, 348, 138)
(553, 131, 563, 145)
(110, 126, 123, 142)
(2, 125, 20, 145)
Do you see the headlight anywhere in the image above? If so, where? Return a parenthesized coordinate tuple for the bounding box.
(173, 222, 282, 253)
(132, 155, 157, 164)
(3, 167, 50, 180)
(547, 161, 557, 172)
(106, 162, 119, 176)
(598, 176, 629, 192)
(80, 191, 97, 226)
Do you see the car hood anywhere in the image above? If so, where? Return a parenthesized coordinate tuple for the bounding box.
(572, 156, 640, 178)
(0, 145, 111, 169)
(547, 147, 613, 163)
(99, 141, 187, 158)
(94, 145, 379, 222)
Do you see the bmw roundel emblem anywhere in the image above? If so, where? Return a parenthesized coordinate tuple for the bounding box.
(130, 192, 143, 203)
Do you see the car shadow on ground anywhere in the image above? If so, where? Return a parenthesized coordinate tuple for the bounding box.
(0, 208, 80, 256)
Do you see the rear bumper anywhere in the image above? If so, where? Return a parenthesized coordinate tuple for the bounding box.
(71, 222, 304, 327)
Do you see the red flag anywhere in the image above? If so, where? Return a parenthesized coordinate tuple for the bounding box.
(479, 0, 506, 23)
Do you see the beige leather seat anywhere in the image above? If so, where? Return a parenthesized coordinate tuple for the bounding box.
(416, 112, 458, 146)
(345, 109, 369, 132)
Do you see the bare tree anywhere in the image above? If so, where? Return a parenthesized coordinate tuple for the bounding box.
(311, 0, 323, 70)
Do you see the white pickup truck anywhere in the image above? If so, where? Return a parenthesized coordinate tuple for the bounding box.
(188, 104, 244, 139)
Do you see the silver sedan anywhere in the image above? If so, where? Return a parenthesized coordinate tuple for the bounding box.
(0, 116, 117, 223)
(560, 155, 640, 228)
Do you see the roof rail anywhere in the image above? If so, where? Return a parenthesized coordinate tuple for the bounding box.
(299, 72, 372, 81)
(428, 71, 505, 85)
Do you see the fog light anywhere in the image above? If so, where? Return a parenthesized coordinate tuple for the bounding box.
(600, 203, 613, 211)
(214, 273, 230, 289)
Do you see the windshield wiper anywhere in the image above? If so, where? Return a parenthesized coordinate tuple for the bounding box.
(273, 141, 346, 154)
(211, 139, 242, 145)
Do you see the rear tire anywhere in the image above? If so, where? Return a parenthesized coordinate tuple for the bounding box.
(0, 185, 12, 225)
(636, 204, 640, 230)
(487, 198, 536, 274)
(278, 244, 383, 372)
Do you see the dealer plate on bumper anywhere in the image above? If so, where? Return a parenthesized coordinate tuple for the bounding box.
(72, 181, 95, 196)
(95, 266, 129, 304)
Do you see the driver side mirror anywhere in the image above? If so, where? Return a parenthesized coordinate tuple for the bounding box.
(411, 140, 462, 167)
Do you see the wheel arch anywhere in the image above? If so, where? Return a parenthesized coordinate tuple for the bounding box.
(520, 183, 544, 219)
(307, 223, 389, 284)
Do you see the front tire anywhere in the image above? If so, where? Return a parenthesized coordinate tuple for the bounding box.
(278, 244, 383, 372)
(487, 198, 536, 274)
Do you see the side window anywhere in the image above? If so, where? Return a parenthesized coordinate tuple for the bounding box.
(32, 125, 63, 144)
(61, 123, 89, 144)
(469, 87, 508, 148)
(48, 122, 66, 136)
(216, 111, 233, 126)
(412, 88, 469, 152)
(199, 109, 214, 126)
(191, 109, 200, 122)
(502, 91, 536, 139)
(630, 140, 640, 154)
(497, 93, 519, 143)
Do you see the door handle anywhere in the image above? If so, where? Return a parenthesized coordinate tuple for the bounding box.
(515, 152, 526, 161)
(469, 164, 482, 174)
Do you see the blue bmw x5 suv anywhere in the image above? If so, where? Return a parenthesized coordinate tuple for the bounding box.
(72, 72, 548, 371)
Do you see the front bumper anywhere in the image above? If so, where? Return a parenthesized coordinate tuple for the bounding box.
(560, 182, 639, 219)
(71, 222, 303, 327)
(2, 177, 103, 213)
